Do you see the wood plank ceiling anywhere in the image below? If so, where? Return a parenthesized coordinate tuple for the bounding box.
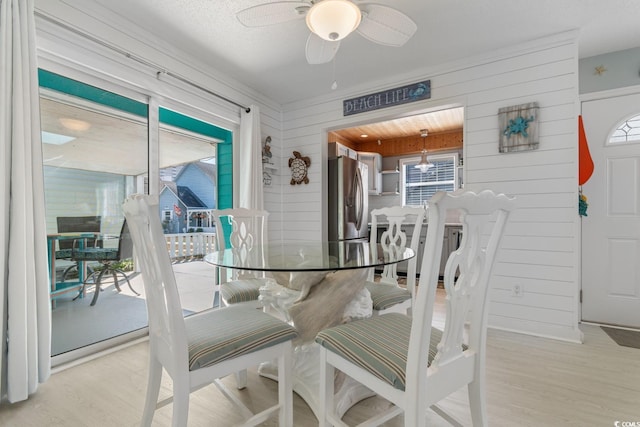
(329, 107, 464, 156)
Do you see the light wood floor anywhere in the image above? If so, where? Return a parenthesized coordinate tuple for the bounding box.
(2, 307, 640, 426)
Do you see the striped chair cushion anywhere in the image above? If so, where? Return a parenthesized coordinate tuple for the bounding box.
(220, 278, 267, 304)
(185, 306, 298, 371)
(364, 282, 412, 311)
(316, 313, 463, 391)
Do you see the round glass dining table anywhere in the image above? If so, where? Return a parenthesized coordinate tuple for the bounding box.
(203, 240, 414, 272)
(204, 240, 414, 421)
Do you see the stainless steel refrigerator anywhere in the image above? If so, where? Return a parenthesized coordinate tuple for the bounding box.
(328, 156, 369, 242)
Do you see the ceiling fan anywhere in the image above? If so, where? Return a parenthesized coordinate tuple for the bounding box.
(236, 0, 417, 64)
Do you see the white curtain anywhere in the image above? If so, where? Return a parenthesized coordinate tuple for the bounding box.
(238, 105, 264, 210)
(0, 0, 51, 403)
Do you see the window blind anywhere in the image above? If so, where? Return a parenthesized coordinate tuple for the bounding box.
(404, 156, 456, 206)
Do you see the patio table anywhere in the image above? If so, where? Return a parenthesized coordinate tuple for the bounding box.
(47, 232, 98, 302)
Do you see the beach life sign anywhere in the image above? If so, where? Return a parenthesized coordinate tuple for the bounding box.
(343, 80, 431, 116)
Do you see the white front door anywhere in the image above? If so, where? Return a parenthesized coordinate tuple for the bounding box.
(581, 92, 640, 328)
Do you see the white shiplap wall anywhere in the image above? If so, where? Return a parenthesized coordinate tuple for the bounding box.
(280, 32, 582, 342)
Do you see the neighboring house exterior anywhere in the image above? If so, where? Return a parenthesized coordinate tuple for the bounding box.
(159, 162, 216, 233)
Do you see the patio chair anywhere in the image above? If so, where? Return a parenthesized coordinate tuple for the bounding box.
(71, 219, 138, 306)
(212, 208, 271, 308)
(122, 194, 297, 427)
(316, 190, 515, 427)
(55, 215, 102, 281)
(366, 206, 425, 315)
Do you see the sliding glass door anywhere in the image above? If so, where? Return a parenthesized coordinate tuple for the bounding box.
(40, 71, 234, 361)
(40, 70, 149, 357)
(156, 107, 231, 312)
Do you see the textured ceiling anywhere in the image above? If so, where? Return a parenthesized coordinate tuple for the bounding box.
(85, 0, 640, 105)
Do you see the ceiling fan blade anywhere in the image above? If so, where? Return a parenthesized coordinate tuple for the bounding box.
(305, 32, 340, 64)
(357, 4, 417, 47)
(237, 1, 310, 27)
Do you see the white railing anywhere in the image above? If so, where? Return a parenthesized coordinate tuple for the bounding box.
(164, 232, 216, 260)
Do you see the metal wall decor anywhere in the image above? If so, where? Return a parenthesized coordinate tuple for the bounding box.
(289, 151, 311, 185)
(498, 102, 539, 153)
(262, 136, 274, 186)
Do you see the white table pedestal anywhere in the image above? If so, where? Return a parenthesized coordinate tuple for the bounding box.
(258, 269, 375, 420)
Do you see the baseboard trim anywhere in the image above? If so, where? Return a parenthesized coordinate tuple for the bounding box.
(580, 321, 640, 332)
(52, 330, 148, 372)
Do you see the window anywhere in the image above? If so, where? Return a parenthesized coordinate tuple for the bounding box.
(609, 114, 640, 144)
(400, 153, 458, 207)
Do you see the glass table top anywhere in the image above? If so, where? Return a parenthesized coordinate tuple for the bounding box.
(203, 240, 414, 272)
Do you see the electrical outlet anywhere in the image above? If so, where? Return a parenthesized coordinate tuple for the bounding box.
(512, 284, 524, 297)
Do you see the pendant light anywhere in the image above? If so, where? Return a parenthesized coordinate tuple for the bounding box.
(306, 0, 362, 42)
(415, 129, 433, 172)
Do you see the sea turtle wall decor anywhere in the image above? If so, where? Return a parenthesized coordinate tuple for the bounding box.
(288, 151, 311, 185)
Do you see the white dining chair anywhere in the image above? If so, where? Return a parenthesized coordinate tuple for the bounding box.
(366, 206, 425, 315)
(317, 190, 515, 427)
(212, 208, 271, 308)
(123, 195, 297, 427)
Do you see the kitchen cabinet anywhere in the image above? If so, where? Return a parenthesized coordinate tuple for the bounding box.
(372, 223, 462, 277)
(328, 141, 357, 160)
(411, 224, 461, 278)
(381, 169, 400, 195)
(358, 151, 382, 195)
(440, 225, 462, 277)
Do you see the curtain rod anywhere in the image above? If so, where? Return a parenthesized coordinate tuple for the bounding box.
(34, 11, 251, 113)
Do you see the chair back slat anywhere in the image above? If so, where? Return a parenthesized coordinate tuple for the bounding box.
(212, 208, 269, 280)
(122, 195, 188, 367)
(369, 206, 425, 295)
(407, 190, 515, 392)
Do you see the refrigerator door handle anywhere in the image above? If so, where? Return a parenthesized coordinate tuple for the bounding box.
(354, 165, 364, 231)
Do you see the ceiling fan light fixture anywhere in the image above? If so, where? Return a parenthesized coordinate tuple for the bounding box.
(306, 0, 362, 42)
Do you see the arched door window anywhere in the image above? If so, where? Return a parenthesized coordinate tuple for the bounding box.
(609, 113, 640, 144)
